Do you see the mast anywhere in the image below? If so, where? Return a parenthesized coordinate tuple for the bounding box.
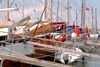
(33, 0, 35, 20)
(6, 0, 9, 21)
(51, 0, 52, 21)
(67, 0, 69, 25)
(92, 6, 94, 33)
(88, 4, 90, 24)
(3, 0, 5, 20)
(60, 0, 62, 22)
(76, 9, 77, 25)
(22, 0, 24, 18)
(83, 0, 85, 29)
(95, 8, 97, 33)
(81, 0, 83, 27)
(43, 0, 47, 19)
(49, 0, 51, 19)
(56, 0, 59, 22)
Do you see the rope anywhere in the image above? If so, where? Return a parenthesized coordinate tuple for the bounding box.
(12, 0, 22, 17)
(10, 1, 14, 8)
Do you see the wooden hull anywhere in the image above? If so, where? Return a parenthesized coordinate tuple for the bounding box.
(34, 47, 55, 58)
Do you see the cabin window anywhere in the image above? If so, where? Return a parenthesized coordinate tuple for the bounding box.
(0, 36, 7, 41)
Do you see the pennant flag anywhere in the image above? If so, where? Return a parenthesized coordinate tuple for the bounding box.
(85, 27, 88, 33)
(63, 25, 66, 33)
(86, 7, 89, 10)
(62, 35, 66, 42)
(61, 25, 66, 42)
(70, 6, 72, 9)
(85, 27, 90, 40)
(8, 18, 11, 21)
(73, 24, 81, 36)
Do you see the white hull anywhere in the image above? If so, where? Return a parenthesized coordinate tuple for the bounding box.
(56, 48, 82, 64)
(0, 43, 35, 66)
(0, 43, 34, 55)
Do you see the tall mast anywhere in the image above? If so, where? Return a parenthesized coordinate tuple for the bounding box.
(56, 0, 59, 22)
(49, 0, 51, 19)
(22, 0, 24, 18)
(83, 0, 85, 29)
(51, 0, 52, 21)
(76, 9, 77, 25)
(3, 0, 5, 20)
(60, 0, 62, 22)
(33, 0, 35, 20)
(95, 8, 97, 33)
(88, 4, 90, 26)
(92, 6, 94, 33)
(67, 0, 69, 25)
(43, 0, 47, 19)
(81, 0, 83, 27)
(6, 0, 9, 21)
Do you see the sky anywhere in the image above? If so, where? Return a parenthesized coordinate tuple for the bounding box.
(0, 0, 100, 29)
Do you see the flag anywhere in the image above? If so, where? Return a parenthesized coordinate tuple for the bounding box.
(8, 18, 11, 21)
(86, 7, 89, 10)
(62, 35, 66, 42)
(85, 27, 88, 33)
(85, 27, 90, 40)
(63, 25, 66, 33)
(73, 24, 81, 36)
(61, 25, 66, 42)
(70, 6, 72, 9)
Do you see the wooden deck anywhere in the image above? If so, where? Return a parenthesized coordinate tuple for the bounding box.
(28, 41, 100, 59)
(0, 51, 73, 67)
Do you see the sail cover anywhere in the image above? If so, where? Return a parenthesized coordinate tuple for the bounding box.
(52, 22, 65, 30)
(29, 23, 54, 36)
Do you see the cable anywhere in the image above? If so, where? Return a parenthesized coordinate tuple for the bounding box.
(10, 1, 14, 8)
(0, 0, 2, 3)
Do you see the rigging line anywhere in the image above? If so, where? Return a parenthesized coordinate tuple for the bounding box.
(30, 0, 37, 18)
(39, 0, 57, 20)
(71, 0, 81, 10)
(24, 0, 33, 16)
(59, 1, 68, 21)
(72, 1, 97, 27)
(12, 0, 22, 16)
(69, 1, 82, 25)
(9, 1, 18, 20)
(87, 0, 100, 16)
(91, 0, 97, 8)
(39, 0, 57, 13)
(86, 8, 100, 28)
(33, 0, 42, 19)
(70, 0, 82, 25)
(89, 0, 100, 20)
(10, 1, 14, 8)
(39, 0, 64, 21)
(9, 5, 20, 20)
(0, 0, 2, 3)
(9, 11, 15, 21)
(73, 9, 82, 24)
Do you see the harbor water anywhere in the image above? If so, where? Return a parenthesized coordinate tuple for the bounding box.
(37, 56, 100, 67)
